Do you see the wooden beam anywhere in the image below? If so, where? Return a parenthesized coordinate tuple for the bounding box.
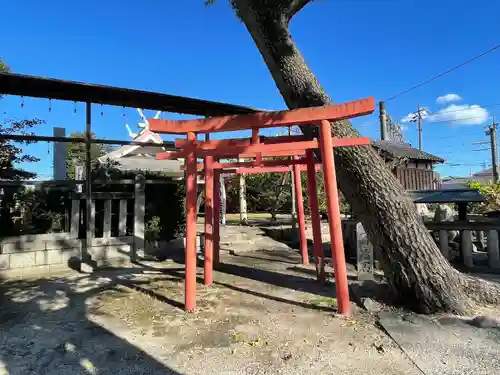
(149, 97, 375, 134)
(158, 136, 371, 161)
(236, 165, 320, 174)
(159, 140, 319, 160)
(174, 134, 308, 149)
(238, 149, 306, 158)
(214, 158, 308, 169)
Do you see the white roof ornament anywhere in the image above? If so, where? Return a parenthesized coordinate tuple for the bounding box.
(125, 124, 138, 139)
(125, 108, 163, 140)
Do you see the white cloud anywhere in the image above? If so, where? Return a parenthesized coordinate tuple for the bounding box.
(425, 104, 489, 125)
(436, 93, 463, 105)
(400, 113, 415, 123)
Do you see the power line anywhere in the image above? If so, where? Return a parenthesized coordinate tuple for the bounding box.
(430, 132, 479, 140)
(385, 43, 500, 102)
(409, 115, 492, 125)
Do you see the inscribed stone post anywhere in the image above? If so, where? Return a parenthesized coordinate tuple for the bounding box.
(220, 173, 227, 226)
(356, 222, 374, 280)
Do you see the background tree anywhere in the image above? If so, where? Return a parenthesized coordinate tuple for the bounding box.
(66, 131, 114, 179)
(248, 172, 290, 221)
(466, 180, 500, 214)
(0, 119, 41, 181)
(204, 0, 500, 313)
(0, 59, 47, 235)
(0, 58, 9, 73)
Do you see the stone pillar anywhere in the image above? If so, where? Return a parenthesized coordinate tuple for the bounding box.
(70, 199, 80, 239)
(103, 199, 112, 239)
(118, 199, 127, 236)
(134, 175, 146, 260)
(462, 230, 473, 268)
(487, 230, 500, 270)
(238, 160, 248, 225)
(356, 223, 374, 281)
(220, 173, 226, 226)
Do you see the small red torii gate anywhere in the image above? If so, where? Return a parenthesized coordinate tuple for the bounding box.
(152, 97, 374, 316)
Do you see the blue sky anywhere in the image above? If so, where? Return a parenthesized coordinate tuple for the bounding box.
(1, 0, 499, 179)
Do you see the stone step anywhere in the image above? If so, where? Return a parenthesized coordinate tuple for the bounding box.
(220, 239, 256, 246)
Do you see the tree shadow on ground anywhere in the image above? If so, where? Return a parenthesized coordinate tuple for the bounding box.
(259, 226, 352, 265)
(123, 260, 340, 313)
(213, 262, 338, 299)
(0, 276, 183, 375)
(229, 248, 303, 265)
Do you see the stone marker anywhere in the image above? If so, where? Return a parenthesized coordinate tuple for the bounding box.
(356, 223, 374, 280)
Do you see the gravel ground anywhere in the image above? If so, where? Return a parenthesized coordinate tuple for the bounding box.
(0, 248, 420, 375)
(378, 312, 500, 375)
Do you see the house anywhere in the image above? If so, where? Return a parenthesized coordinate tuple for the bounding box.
(373, 140, 444, 190)
(468, 167, 495, 184)
(441, 167, 494, 190)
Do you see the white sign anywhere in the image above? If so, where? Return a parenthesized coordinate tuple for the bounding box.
(75, 165, 84, 193)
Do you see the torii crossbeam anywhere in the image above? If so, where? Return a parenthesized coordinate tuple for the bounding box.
(153, 97, 375, 315)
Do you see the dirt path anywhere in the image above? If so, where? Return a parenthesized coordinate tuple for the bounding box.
(0, 249, 420, 375)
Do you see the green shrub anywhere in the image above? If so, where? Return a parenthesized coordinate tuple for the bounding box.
(466, 180, 500, 213)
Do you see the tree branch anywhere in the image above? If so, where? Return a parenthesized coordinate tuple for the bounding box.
(286, 0, 313, 20)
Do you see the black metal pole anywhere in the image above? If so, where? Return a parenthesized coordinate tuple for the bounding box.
(85, 102, 92, 261)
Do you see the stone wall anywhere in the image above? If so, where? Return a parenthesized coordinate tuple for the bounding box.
(0, 233, 135, 279)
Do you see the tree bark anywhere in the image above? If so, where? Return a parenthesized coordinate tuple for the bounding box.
(232, 0, 500, 313)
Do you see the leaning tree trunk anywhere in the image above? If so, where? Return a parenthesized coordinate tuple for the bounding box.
(232, 0, 500, 314)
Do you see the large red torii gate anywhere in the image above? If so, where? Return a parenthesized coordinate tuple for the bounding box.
(152, 97, 374, 315)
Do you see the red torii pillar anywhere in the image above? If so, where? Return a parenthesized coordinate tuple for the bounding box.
(204, 155, 214, 286)
(184, 132, 198, 312)
(319, 120, 350, 315)
(292, 160, 309, 265)
(306, 149, 325, 281)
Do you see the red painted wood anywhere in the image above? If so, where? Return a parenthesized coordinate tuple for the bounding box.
(319, 120, 350, 316)
(293, 163, 309, 265)
(213, 158, 308, 170)
(306, 150, 325, 281)
(251, 128, 262, 164)
(204, 155, 214, 286)
(175, 135, 308, 149)
(149, 97, 375, 134)
(237, 149, 306, 158)
(159, 136, 370, 161)
(235, 164, 320, 174)
(185, 132, 198, 312)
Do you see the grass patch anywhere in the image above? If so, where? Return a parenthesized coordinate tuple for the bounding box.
(226, 213, 272, 221)
(229, 331, 244, 342)
(304, 297, 338, 310)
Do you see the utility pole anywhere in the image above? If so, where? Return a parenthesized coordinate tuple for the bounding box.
(486, 119, 499, 183)
(379, 101, 387, 141)
(409, 104, 424, 151)
(417, 104, 423, 151)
